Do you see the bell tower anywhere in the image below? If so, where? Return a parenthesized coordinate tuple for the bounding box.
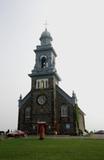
(28, 28, 60, 133)
(29, 28, 60, 89)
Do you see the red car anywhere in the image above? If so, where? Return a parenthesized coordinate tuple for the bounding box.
(7, 130, 26, 137)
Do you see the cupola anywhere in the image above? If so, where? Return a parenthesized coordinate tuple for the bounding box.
(40, 28, 53, 46)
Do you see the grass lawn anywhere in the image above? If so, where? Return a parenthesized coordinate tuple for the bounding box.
(0, 137, 104, 160)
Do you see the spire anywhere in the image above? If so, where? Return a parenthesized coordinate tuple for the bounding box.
(19, 94, 22, 100)
(18, 94, 22, 108)
(72, 91, 77, 104)
(43, 20, 48, 30)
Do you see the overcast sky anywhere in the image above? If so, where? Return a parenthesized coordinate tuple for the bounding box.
(0, 0, 104, 131)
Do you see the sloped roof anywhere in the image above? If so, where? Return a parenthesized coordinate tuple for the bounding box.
(56, 85, 85, 115)
(19, 91, 31, 107)
(56, 85, 75, 106)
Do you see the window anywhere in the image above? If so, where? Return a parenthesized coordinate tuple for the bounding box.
(66, 123, 70, 129)
(61, 105, 68, 117)
(40, 80, 44, 88)
(36, 79, 49, 89)
(25, 107, 31, 119)
(41, 56, 47, 68)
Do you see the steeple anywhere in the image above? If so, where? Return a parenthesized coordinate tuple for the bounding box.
(29, 29, 61, 81)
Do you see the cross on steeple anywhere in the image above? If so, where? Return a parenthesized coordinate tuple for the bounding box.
(44, 20, 48, 29)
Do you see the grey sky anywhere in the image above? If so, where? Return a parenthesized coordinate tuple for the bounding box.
(0, 0, 104, 131)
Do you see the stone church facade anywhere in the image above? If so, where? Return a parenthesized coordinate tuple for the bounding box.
(18, 28, 85, 135)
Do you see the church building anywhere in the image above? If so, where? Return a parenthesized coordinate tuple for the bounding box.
(18, 28, 85, 135)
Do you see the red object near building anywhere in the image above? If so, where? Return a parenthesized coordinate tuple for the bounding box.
(37, 122, 46, 140)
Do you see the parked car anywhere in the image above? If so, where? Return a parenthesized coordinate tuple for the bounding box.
(6, 130, 27, 137)
(94, 130, 104, 134)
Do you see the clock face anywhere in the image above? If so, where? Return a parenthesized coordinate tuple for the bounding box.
(37, 95, 47, 105)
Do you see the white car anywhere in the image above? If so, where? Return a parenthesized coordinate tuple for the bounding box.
(7, 130, 27, 137)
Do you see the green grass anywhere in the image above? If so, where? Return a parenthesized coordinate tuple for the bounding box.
(0, 137, 104, 160)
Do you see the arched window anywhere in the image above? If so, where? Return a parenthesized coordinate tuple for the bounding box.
(36, 79, 49, 89)
(41, 56, 47, 68)
(61, 105, 68, 117)
(25, 107, 31, 119)
(41, 80, 44, 88)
